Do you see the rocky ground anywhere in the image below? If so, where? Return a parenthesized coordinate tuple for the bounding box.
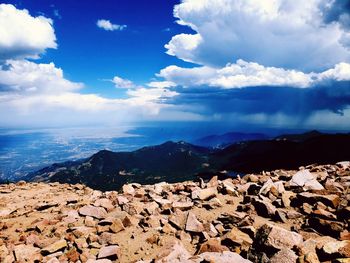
(0, 162, 349, 263)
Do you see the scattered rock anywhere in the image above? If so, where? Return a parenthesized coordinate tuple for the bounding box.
(98, 245, 120, 260)
(79, 205, 107, 219)
(41, 240, 67, 255)
(185, 212, 204, 233)
(257, 224, 303, 250)
(270, 248, 298, 263)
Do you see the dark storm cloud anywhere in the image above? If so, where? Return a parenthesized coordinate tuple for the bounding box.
(322, 0, 350, 29)
(167, 81, 350, 117)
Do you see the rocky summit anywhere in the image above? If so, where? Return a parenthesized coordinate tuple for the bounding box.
(0, 162, 349, 263)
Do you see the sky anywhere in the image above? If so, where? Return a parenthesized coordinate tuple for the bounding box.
(0, 0, 350, 131)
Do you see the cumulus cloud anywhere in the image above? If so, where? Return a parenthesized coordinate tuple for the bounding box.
(0, 4, 57, 61)
(0, 60, 182, 127)
(0, 60, 82, 94)
(112, 76, 136, 89)
(166, 0, 350, 70)
(147, 81, 176, 89)
(156, 60, 350, 89)
(97, 19, 127, 31)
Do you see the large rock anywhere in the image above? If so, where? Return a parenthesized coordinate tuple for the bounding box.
(289, 170, 324, 191)
(252, 199, 276, 218)
(185, 212, 204, 233)
(308, 217, 345, 238)
(322, 240, 350, 258)
(221, 227, 253, 249)
(155, 240, 191, 263)
(257, 224, 303, 250)
(191, 187, 217, 200)
(14, 244, 41, 262)
(192, 251, 253, 263)
(295, 192, 340, 208)
(197, 239, 229, 254)
(41, 239, 67, 255)
(97, 245, 120, 260)
(109, 218, 125, 233)
(79, 205, 107, 219)
(270, 248, 298, 263)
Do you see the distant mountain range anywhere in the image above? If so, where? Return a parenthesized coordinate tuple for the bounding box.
(26, 131, 350, 190)
(193, 132, 268, 148)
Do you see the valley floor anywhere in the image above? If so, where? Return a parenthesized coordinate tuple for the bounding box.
(0, 162, 349, 262)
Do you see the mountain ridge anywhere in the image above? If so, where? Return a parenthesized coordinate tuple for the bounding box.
(26, 131, 350, 191)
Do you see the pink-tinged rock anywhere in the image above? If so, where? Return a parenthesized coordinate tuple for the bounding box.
(252, 199, 276, 218)
(257, 224, 303, 250)
(289, 170, 324, 191)
(109, 218, 125, 233)
(155, 240, 192, 263)
(297, 192, 340, 208)
(79, 205, 107, 219)
(322, 240, 350, 258)
(270, 248, 298, 263)
(0, 209, 12, 217)
(87, 259, 112, 263)
(222, 180, 237, 196)
(97, 245, 120, 259)
(116, 195, 129, 205)
(122, 184, 135, 195)
(41, 239, 67, 255)
(191, 187, 217, 200)
(185, 212, 204, 233)
(172, 200, 194, 210)
(63, 210, 80, 223)
(94, 198, 114, 211)
(259, 179, 285, 196)
(191, 251, 253, 263)
(14, 244, 41, 262)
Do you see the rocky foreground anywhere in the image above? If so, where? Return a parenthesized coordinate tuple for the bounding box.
(0, 162, 349, 263)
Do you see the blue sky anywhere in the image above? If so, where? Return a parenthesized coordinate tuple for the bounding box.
(0, 0, 350, 131)
(2, 0, 194, 97)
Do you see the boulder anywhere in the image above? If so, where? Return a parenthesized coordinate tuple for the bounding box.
(185, 212, 204, 233)
(222, 180, 237, 196)
(14, 244, 41, 262)
(192, 251, 253, 263)
(79, 205, 107, 219)
(322, 240, 350, 258)
(270, 248, 298, 263)
(41, 240, 67, 255)
(296, 192, 340, 208)
(94, 198, 114, 211)
(252, 199, 276, 218)
(221, 227, 253, 248)
(122, 184, 135, 195)
(197, 238, 229, 254)
(191, 187, 217, 200)
(109, 218, 125, 233)
(172, 201, 194, 210)
(289, 170, 324, 191)
(97, 245, 120, 260)
(256, 224, 303, 250)
(155, 240, 191, 263)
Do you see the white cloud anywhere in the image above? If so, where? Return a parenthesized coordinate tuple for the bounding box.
(0, 60, 82, 94)
(147, 81, 176, 89)
(318, 62, 350, 81)
(0, 4, 56, 61)
(0, 60, 183, 127)
(156, 60, 350, 89)
(166, 0, 350, 71)
(112, 76, 135, 89)
(97, 19, 127, 31)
